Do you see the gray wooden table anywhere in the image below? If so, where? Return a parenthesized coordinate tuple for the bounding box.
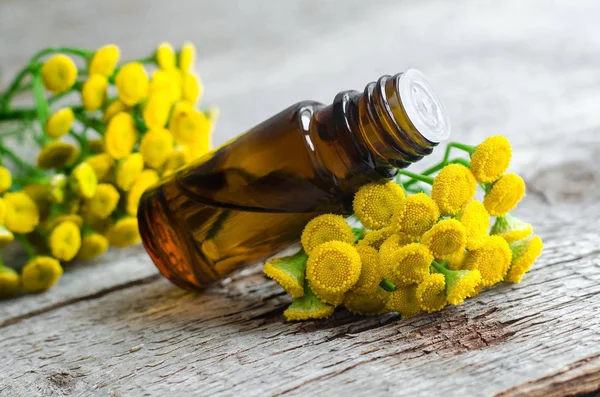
(1, 1, 600, 396)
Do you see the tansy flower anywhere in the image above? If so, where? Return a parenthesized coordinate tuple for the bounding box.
(81, 74, 108, 111)
(37, 141, 77, 170)
(0, 226, 14, 248)
(0, 266, 19, 297)
(115, 62, 149, 106)
(457, 200, 490, 250)
(106, 217, 141, 248)
(85, 153, 115, 182)
(49, 174, 67, 203)
(104, 112, 138, 159)
(386, 243, 434, 286)
(490, 213, 533, 243)
(182, 73, 204, 105)
(391, 193, 440, 239)
(21, 256, 63, 293)
(283, 284, 334, 321)
(89, 44, 120, 77)
(463, 235, 512, 287)
(357, 226, 393, 250)
(0, 197, 5, 224)
(444, 250, 467, 271)
(77, 233, 109, 260)
(0, 166, 12, 193)
(49, 221, 81, 261)
(150, 69, 182, 104)
(179, 41, 196, 72)
(484, 173, 526, 216)
(505, 235, 544, 283)
(43, 214, 83, 232)
(70, 162, 98, 199)
(143, 94, 172, 129)
(300, 214, 354, 255)
(351, 244, 383, 295)
(86, 183, 119, 219)
(23, 184, 51, 221)
(353, 181, 405, 230)
(4, 192, 39, 233)
(470, 135, 512, 183)
(431, 261, 481, 306)
(431, 164, 477, 216)
(87, 139, 105, 154)
(416, 273, 447, 313)
(386, 285, 421, 317)
(263, 249, 307, 299)
(378, 232, 412, 269)
(41, 54, 77, 94)
(127, 169, 159, 216)
(182, 132, 212, 162)
(139, 128, 174, 169)
(421, 219, 467, 258)
(155, 42, 176, 70)
(169, 101, 211, 145)
(116, 153, 144, 191)
(161, 146, 187, 176)
(306, 241, 361, 306)
(46, 108, 74, 139)
(102, 100, 129, 124)
(343, 289, 389, 316)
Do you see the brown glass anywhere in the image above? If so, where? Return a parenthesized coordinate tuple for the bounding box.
(138, 73, 441, 290)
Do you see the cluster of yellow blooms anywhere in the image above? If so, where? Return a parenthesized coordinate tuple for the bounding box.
(264, 136, 543, 321)
(0, 42, 215, 297)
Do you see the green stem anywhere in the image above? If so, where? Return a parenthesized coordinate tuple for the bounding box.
(379, 278, 397, 292)
(0, 65, 35, 112)
(430, 261, 449, 275)
(15, 234, 37, 259)
(396, 169, 434, 185)
(31, 69, 49, 137)
(0, 108, 37, 122)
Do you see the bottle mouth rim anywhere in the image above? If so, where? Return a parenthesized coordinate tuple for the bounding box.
(397, 69, 451, 143)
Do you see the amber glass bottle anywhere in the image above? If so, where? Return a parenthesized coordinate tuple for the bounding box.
(138, 69, 451, 290)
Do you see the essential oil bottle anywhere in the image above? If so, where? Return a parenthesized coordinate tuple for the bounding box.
(138, 69, 451, 290)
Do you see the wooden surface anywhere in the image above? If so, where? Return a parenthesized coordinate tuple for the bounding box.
(1, 0, 600, 396)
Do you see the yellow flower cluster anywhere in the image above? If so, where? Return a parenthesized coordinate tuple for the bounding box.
(0, 42, 217, 297)
(264, 136, 543, 321)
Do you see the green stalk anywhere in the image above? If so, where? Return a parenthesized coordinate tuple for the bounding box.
(379, 278, 397, 292)
(396, 169, 434, 185)
(15, 234, 37, 259)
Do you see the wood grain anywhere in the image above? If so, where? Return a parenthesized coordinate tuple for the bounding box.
(1, 0, 600, 396)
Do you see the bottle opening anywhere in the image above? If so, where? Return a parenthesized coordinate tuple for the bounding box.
(398, 69, 451, 143)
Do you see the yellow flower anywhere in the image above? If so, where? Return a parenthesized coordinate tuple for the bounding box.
(490, 213, 533, 243)
(357, 226, 393, 250)
(391, 192, 440, 239)
(0, 226, 13, 248)
(143, 94, 172, 129)
(104, 112, 138, 159)
(37, 141, 77, 170)
(470, 135, 512, 183)
(431, 164, 476, 216)
(386, 243, 433, 286)
(353, 181, 405, 230)
(81, 74, 108, 111)
(463, 235, 512, 287)
(181, 73, 204, 105)
(484, 173, 526, 216)
(102, 100, 129, 124)
(505, 235, 544, 283)
(179, 41, 196, 72)
(87, 138, 105, 154)
(126, 169, 159, 216)
(169, 101, 211, 145)
(116, 153, 144, 191)
(378, 232, 412, 269)
(283, 284, 334, 321)
(306, 241, 361, 305)
(46, 108, 74, 139)
(433, 262, 482, 306)
(77, 233, 110, 260)
(70, 162, 98, 199)
(106, 217, 141, 248)
(41, 54, 77, 94)
(49, 221, 81, 261)
(0, 166, 11, 193)
(0, 266, 20, 297)
(139, 128, 174, 169)
(85, 153, 115, 182)
(149, 69, 182, 104)
(86, 183, 119, 219)
(416, 273, 447, 313)
(386, 285, 421, 317)
(444, 250, 467, 271)
(161, 146, 187, 176)
(89, 44, 120, 77)
(115, 62, 149, 106)
(343, 289, 389, 316)
(4, 192, 39, 233)
(43, 214, 83, 232)
(300, 214, 354, 255)
(421, 219, 467, 258)
(457, 200, 490, 250)
(0, 197, 5, 224)
(21, 256, 63, 293)
(263, 250, 307, 299)
(156, 42, 176, 70)
(49, 174, 67, 203)
(182, 132, 212, 162)
(351, 245, 383, 295)
(23, 184, 51, 221)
